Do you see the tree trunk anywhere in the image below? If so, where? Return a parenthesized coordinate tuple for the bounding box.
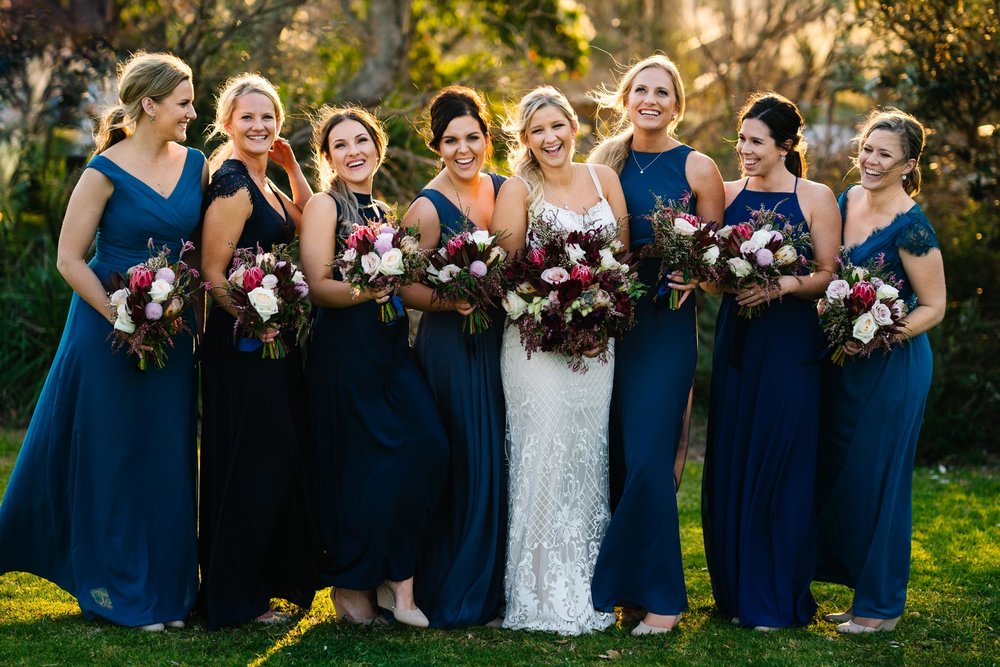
(340, 0, 413, 105)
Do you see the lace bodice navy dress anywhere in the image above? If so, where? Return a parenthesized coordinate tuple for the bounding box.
(411, 173, 507, 628)
(702, 177, 821, 628)
(0, 147, 203, 627)
(815, 186, 938, 618)
(591, 145, 696, 619)
(306, 193, 448, 593)
(500, 164, 616, 635)
(198, 159, 318, 628)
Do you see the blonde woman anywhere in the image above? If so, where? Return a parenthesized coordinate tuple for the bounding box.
(198, 73, 317, 628)
(491, 86, 628, 635)
(587, 54, 725, 635)
(0, 52, 204, 631)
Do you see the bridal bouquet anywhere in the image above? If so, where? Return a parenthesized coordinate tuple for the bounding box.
(502, 211, 645, 372)
(817, 254, 908, 365)
(715, 201, 813, 318)
(642, 190, 722, 309)
(426, 227, 508, 333)
(223, 242, 311, 359)
(107, 239, 200, 371)
(334, 220, 428, 323)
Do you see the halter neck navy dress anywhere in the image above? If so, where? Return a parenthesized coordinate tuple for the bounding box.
(815, 186, 938, 619)
(198, 160, 318, 628)
(411, 174, 507, 628)
(0, 147, 202, 626)
(307, 193, 448, 591)
(702, 177, 821, 628)
(591, 146, 696, 618)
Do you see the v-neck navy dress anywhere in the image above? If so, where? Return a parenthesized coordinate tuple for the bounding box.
(0, 147, 202, 627)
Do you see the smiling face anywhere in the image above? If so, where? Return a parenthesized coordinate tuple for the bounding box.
(326, 118, 380, 189)
(858, 128, 913, 192)
(150, 79, 196, 142)
(625, 66, 678, 134)
(439, 114, 488, 183)
(225, 92, 279, 159)
(525, 104, 577, 170)
(736, 118, 786, 177)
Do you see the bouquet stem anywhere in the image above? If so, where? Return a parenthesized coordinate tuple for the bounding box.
(831, 346, 847, 366)
(137, 350, 147, 372)
(262, 338, 287, 360)
(668, 270, 689, 310)
(463, 309, 492, 335)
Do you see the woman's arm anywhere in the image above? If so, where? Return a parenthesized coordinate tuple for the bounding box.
(595, 164, 630, 249)
(898, 247, 946, 338)
(269, 138, 313, 229)
(491, 178, 529, 255)
(299, 194, 388, 308)
(55, 169, 117, 322)
(200, 188, 252, 318)
(399, 196, 462, 312)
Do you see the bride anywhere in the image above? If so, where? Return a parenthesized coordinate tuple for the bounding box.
(491, 86, 629, 634)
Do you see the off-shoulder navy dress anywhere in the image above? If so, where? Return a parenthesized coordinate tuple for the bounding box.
(411, 174, 507, 627)
(198, 160, 318, 628)
(591, 146, 697, 617)
(307, 193, 449, 591)
(0, 148, 202, 626)
(815, 186, 938, 619)
(702, 178, 821, 628)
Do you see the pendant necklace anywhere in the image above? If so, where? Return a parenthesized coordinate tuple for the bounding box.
(632, 148, 667, 175)
(543, 170, 578, 211)
(446, 172, 476, 219)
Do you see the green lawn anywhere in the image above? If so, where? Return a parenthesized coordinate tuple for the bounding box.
(0, 429, 997, 666)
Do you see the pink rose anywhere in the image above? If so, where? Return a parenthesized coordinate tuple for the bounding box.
(540, 266, 570, 284)
(570, 264, 594, 287)
(129, 265, 153, 292)
(851, 281, 877, 309)
(243, 266, 265, 292)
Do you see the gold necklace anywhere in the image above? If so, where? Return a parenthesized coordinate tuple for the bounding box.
(446, 172, 477, 218)
(543, 169, 578, 211)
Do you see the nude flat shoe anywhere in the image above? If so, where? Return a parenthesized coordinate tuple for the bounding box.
(632, 620, 674, 636)
(165, 620, 186, 629)
(836, 617, 900, 634)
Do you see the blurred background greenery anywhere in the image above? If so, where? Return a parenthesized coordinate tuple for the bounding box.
(1, 0, 996, 463)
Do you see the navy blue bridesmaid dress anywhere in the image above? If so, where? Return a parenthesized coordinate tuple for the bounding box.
(411, 174, 507, 628)
(815, 187, 938, 618)
(591, 146, 696, 618)
(0, 148, 202, 626)
(702, 178, 821, 628)
(307, 193, 449, 591)
(198, 160, 318, 628)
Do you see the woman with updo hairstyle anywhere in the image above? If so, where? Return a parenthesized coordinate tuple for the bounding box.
(701, 91, 839, 630)
(815, 108, 944, 634)
(197, 72, 317, 628)
(0, 51, 204, 631)
(400, 86, 507, 628)
(586, 54, 725, 635)
(299, 105, 448, 628)
(490, 85, 629, 634)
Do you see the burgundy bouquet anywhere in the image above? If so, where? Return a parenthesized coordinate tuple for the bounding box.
(642, 190, 722, 309)
(502, 211, 645, 372)
(715, 201, 813, 318)
(426, 227, 508, 334)
(333, 220, 428, 323)
(818, 254, 908, 365)
(223, 242, 311, 359)
(107, 239, 200, 371)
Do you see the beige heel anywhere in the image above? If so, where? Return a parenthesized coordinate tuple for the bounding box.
(377, 582, 429, 628)
(836, 616, 900, 633)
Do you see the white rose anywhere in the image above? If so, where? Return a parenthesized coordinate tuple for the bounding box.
(750, 229, 774, 248)
(437, 264, 461, 283)
(261, 274, 278, 290)
(148, 279, 172, 303)
(716, 226, 734, 239)
(673, 217, 698, 236)
(502, 291, 528, 320)
(727, 257, 753, 278)
(109, 288, 130, 308)
(702, 245, 720, 266)
(851, 266, 869, 281)
(773, 245, 799, 267)
(361, 252, 381, 276)
(114, 303, 135, 334)
(487, 245, 507, 265)
(566, 243, 587, 265)
(825, 279, 851, 301)
(471, 229, 493, 248)
(871, 302, 894, 326)
(378, 247, 405, 276)
(256, 252, 276, 267)
(291, 270, 305, 283)
(228, 264, 247, 286)
(599, 248, 621, 271)
(248, 287, 279, 322)
(341, 248, 358, 265)
(876, 284, 899, 301)
(852, 312, 878, 344)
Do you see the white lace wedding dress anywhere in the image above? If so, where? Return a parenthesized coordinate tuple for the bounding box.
(501, 165, 617, 635)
